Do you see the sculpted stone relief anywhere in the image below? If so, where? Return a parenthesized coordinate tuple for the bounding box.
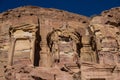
(90, 24, 120, 66)
(47, 25, 81, 66)
(8, 24, 37, 66)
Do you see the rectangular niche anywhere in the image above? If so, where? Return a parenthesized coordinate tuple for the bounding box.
(14, 39, 30, 56)
(13, 39, 31, 65)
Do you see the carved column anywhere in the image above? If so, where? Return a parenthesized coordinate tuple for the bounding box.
(8, 38, 16, 66)
(30, 37, 35, 66)
(39, 17, 52, 67)
(40, 42, 52, 67)
(52, 41, 59, 62)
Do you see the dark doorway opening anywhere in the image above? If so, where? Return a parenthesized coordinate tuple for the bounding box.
(90, 78, 105, 80)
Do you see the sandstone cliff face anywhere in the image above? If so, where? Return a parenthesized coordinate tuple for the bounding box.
(90, 7, 120, 66)
(90, 7, 120, 52)
(0, 6, 120, 80)
(0, 6, 89, 22)
(0, 6, 89, 55)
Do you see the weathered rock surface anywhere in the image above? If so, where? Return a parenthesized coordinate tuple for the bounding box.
(0, 6, 120, 80)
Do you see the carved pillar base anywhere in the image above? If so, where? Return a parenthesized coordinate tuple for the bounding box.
(40, 43, 52, 67)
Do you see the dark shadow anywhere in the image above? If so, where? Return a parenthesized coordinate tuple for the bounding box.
(32, 76, 45, 80)
(34, 18, 41, 66)
(90, 78, 105, 80)
(76, 33, 82, 57)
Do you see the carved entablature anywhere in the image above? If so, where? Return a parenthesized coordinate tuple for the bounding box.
(9, 24, 38, 38)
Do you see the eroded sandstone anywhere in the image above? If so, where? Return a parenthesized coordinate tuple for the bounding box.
(0, 6, 120, 80)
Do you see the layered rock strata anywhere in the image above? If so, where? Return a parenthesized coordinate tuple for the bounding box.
(0, 6, 119, 80)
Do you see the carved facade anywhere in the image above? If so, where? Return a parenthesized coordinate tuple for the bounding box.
(0, 6, 120, 80)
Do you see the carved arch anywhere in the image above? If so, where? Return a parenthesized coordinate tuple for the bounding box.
(46, 26, 82, 67)
(47, 28, 82, 52)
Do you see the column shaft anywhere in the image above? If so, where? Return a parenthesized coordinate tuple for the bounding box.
(8, 39, 16, 66)
(30, 38, 35, 65)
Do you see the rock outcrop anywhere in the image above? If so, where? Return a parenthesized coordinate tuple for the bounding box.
(0, 6, 120, 80)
